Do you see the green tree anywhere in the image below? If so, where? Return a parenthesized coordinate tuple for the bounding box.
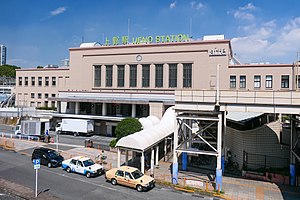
(115, 118, 142, 141)
(0, 64, 21, 77)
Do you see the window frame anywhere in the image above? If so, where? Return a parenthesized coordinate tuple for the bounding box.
(239, 75, 246, 88)
(183, 63, 192, 88)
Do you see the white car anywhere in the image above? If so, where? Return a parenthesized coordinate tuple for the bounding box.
(62, 156, 104, 178)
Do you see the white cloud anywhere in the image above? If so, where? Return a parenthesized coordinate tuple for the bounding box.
(50, 7, 67, 16)
(232, 17, 300, 63)
(170, 2, 176, 9)
(239, 3, 256, 11)
(233, 11, 255, 20)
(191, 1, 204, 10)
(230, 3, 256, 21)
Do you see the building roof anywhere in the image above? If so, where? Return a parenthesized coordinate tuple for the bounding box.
(226, 112, 263, 122)
(79, 42, 101, 47)
(116, 106, 175, 151)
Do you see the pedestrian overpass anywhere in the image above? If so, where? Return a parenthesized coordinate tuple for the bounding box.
(173, 90, 300, 190)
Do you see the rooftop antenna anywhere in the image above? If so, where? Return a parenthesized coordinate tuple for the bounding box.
(128, 18, 130, 39)
(189, 17, 192, 39)
(81, 36, 84, 43)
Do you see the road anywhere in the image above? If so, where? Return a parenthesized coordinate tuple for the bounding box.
(0, 149, 213, 200)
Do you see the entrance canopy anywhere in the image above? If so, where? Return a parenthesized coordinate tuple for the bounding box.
(116, 106, 175, 151)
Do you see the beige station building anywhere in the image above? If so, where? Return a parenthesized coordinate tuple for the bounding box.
(16, 35, 296, 135)
(15, 35, 300, 183)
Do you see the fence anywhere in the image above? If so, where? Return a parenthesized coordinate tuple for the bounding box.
(243, 150, 289, 171)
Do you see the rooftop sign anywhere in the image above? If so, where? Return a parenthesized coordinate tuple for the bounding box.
(104, 34, 190, 46)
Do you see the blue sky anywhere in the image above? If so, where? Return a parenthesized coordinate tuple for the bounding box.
(1, 0, 300, 68)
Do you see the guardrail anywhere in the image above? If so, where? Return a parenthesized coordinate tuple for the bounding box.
(175, 90, 300, 105)
(0, 132, 40, 141)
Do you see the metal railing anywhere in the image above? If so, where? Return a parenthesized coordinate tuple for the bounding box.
(175, 90, 300, 106)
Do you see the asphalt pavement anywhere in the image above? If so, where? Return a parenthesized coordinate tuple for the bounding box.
(1, 131, 300, 200)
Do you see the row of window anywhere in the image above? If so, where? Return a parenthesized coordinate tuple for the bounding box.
(18, 76, 57, 87)
(30, 93, 56, 99)
(230, 75, 291, 89)
(31, 101, 56, 108)
(94, 63, 193, 88)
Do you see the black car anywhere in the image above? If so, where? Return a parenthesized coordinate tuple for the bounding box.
(32, 147, 64, 168)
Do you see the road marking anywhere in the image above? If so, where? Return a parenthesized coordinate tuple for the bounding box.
(256, 187, 264, 200)
(43, 168, 117, 191)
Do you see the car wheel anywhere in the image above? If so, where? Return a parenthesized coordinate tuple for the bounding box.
(136, 185, 143, 192)
(66, 167, 71, 173)
(111, 178, 117, 185)
(86, 172, 91, 178)
(47, 162, 52, 168)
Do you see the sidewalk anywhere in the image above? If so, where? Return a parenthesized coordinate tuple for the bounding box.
(2, 137, 300, 200)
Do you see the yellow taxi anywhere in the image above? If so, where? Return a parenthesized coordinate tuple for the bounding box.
(105, 166, 155, 192)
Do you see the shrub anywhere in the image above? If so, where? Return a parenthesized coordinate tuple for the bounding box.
(115, 118, 142, 141)
(109, 139, 117, 147)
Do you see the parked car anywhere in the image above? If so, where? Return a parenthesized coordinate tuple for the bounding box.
(62, 156, 104, 178)
(31, 147, 64, 168)
(105, 166, 155, 192)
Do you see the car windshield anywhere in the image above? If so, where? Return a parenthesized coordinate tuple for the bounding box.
(131, 169, 144, 179)
(83, 159, 95, 167)
(48, 150, 59, 158)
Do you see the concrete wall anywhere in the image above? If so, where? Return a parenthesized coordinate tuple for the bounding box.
(226, 120, 290, 170)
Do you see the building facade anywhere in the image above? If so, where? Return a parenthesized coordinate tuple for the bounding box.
(15, 68, 69, 108)
(0, 44, 7, 66)
(15, 38, 300, 135)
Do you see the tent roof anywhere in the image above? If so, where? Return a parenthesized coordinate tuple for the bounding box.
(116, 106, 174, 151)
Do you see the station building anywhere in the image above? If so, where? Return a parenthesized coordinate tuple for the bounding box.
(15, 35, 299, 185)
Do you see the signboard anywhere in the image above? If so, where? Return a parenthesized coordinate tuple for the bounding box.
(33, 159, 40, 170)
(103, 34, 190, 46)
(209, 48, 226, 56)
(186, 179, 204, 188)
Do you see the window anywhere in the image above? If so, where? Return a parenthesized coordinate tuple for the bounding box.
(45, 77, 49, 86)
(125, 172, 133, 179)
(281, 75, 289, 88)
(52, 77, 56, 86)
(51, 94, 56, 98)
(94, 66, 101, 87)
(45, 93, 49, 98)
(117, 65, 125, 87)
(44, 101, 48, 107)
(266, 75, 272, 88)
(169, 63, 177, 88)
(297, 75, 300, 89)
(142, 64, 150, 87)
(70, 159, 77, 165)
(183, 63, 192, 88)
(31, 93, 35, 98)
(116, 170, 124, 177)
(106, 65, 113, 87)
(240, 75, 246, 88)
(51, 101, 55, 107)
(38, 77, 42, 86)
(24, 77, 28, 86)
(254, 75, 261, 88)
(18, 77, 22, 86)
(155, 64, 163, 87)
(230, 76, 236, 88)
(38, 93, 42, 99)
(31, 77, 35, 86)
(130, 65, 137, 87)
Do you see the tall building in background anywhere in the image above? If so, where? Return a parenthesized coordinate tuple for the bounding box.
(0, 45, 7, 66)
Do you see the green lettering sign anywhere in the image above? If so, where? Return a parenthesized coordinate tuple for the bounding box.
(103, 34, 189, 46)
